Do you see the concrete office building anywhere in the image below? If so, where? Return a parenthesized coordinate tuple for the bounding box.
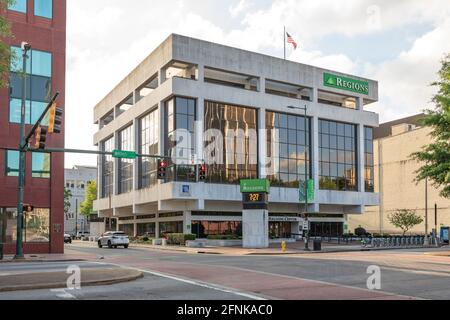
(348, 115, 450, 235)
(0, 0, 66, 254)
(64, 165, 97, 235)
(93, 34, 379, 240)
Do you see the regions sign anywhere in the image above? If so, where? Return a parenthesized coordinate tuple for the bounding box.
(240, 179, 270, 194)
(324, 73, 369, 95)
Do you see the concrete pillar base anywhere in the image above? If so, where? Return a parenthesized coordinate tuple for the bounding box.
(242, 209, 269, 249)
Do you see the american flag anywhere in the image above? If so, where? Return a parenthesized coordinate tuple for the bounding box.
(286, 32, 298, 50)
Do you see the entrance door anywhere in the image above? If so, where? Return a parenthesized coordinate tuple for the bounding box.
(269, 222, 291, 239)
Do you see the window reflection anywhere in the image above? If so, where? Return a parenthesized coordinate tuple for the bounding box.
(119, 125, 134, 194)
(365, 127, 375, 192)
(101, 137, 114, 198)
(140, 109, 159, 189)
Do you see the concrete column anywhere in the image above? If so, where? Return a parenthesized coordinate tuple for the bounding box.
(155, 221, 160, 238)
(183, 211, 192, 235)
(197, 64, 205, 82)
(311, 88, 319, 103)
(258, 108, 266, 178)
(133, 118, 139, 190)
(242, 210, 269, 248)
(196, 97, 205, 164)
(312, 117, 320, 200)
(134, 222, 138, 237)
(357, 97, 364, 110)
(358, 124, 365, 193)
(258, 77, 266, 93)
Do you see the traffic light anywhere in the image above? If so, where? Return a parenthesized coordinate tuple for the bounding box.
(199, 163, 206, 181)
(34, 125, 47, 149)
(157, 159, 167, 180)
(48, 102, 63, 134)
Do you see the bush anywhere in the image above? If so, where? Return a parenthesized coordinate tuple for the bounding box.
(167, 233, 196, 245)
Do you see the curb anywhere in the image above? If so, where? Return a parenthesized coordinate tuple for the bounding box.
(0, 270, 144, 293)
(0, 259, 86, 264)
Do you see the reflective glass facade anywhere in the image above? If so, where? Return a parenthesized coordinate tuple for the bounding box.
(8, 0, 26, 13)
(266, 111, 311, 188)
(165, 97, 196, 182)
(119, 125, 134, 194)
(191, 221, 242, 238)
(9, 47, 52, 125)
(364, 127, 375, 192)
(139, 109, 159, 189)
(1, 207, 50, 243)
(101, 137, 114, 198)
(5, 150, 19, 177)
(204, 101, 258, 184)
(319, 120, 358, 191)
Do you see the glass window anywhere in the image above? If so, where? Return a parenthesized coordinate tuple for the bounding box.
(266, 111, 311, 188)
(101, 137, 114, 198)
(34, 0, 52, 19)
(319, 119, 357, 191)
(203, 101, 258, 185)
(140, 108, 159, 189)
(25, 208, 50, 242)
(32, 152, 50, 178)
(8, 0, 26, 13)
(365, 127, 375, 192)
(165, 97, 197, 183)
(5, 150, 19, 177)
(31, 50, 52, 77)
(119, 125, 134, 194)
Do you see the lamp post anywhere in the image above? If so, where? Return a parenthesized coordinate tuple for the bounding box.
(287, 105, 310, 251)
(15, 42, 31, 260)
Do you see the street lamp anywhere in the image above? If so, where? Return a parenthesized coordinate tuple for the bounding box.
(15, 42, 31, 260)
(287, 105, 310, 251)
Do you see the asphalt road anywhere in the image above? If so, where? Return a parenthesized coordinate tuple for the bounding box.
(1, 243, 449, 300)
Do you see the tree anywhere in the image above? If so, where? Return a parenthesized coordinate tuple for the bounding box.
(388, 209, 424, 236)
(0, 0, 15, 88)
(64, 188, 72, 217)
(412, 54, 450, 198)
(80, 181, 97, 217)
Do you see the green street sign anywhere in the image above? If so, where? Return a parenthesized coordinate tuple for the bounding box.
(240, 179, 270, 194)
(324, 72, 369, 95)
(112, 150, 137, 159)
(299, 179, 315, 203)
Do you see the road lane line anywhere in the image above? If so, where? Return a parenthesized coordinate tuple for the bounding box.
(91, 261, 267, 300)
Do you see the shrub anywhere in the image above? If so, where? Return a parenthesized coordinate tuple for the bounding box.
(167, 233, 196, 245)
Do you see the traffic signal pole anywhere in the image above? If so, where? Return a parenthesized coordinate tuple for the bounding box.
(14, 45, 30, 259)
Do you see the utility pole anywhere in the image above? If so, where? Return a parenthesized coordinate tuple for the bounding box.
(15, 43, 31, 260)
(75, 198, 78, 238)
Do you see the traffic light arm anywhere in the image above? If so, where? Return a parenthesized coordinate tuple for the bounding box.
(22, 92, 60, 150)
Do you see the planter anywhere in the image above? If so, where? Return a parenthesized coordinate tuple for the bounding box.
(206, 239, 242, 247)
(152, 239, 163, 246)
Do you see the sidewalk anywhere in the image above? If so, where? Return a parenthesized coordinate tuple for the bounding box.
(0, 268, 143, 292)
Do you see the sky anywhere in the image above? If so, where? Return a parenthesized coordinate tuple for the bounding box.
(65, 0, 450, 168)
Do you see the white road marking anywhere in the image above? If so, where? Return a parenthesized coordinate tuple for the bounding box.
(50, 289, 76, 299)
(91, 261, 266, 300)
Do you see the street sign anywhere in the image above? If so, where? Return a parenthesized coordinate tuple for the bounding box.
(240, 179, 270, 194)
(303, 221, 310, 231)
(299, 179, 315, 203)
(112, 150, 137, 159)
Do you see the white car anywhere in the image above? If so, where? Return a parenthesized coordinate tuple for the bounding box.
(97, 231, 129, 249)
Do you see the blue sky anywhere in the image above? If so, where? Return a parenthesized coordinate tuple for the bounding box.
(65, 0, 450, 167)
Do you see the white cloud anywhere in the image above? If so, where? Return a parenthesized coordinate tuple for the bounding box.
(64, 0, 450, 167)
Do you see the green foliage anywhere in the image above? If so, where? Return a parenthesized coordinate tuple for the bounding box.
(64, 188, 72, 215)
(412, 54, 450, 198)
(0, 0, 15, 88)
(167, 233, 196, 245)
(80, 181, 97, 217)
(388, 209, 424, 236)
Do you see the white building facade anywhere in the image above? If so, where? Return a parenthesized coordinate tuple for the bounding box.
(93, 34, 379, 239)
(64, 165, 97, 235)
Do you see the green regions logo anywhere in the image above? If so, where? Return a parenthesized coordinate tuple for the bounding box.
(324, 73, 369, 95)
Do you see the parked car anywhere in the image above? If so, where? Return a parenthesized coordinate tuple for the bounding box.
(76, 231, 90, 240)
(98, 231, 129, 249)
(64, 234, 72, 244)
